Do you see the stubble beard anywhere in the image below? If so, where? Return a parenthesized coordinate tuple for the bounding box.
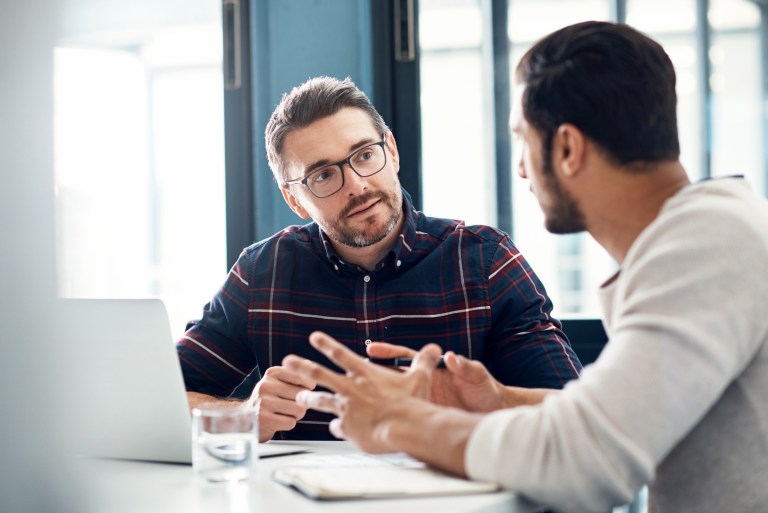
(325, 188, 403, 248)
(540, 154, 587, 235)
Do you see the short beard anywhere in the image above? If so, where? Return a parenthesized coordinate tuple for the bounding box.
(542, 149, 586, 234)
(326, 189, 403, 248)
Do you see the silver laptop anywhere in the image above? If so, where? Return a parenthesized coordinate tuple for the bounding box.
(59, 298, 311, 464)
(60, 298, 194, 463)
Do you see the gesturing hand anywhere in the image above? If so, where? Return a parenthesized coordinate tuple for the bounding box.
(282, 331, 442, 454)
(367, 342, 508, 412)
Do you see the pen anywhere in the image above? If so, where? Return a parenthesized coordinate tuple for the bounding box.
(368, 356, 447, 369)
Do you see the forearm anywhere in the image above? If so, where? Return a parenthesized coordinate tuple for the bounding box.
(186, 391, 244, 411)
(383, 399, 485, 476)
(499, 386, 557, 409)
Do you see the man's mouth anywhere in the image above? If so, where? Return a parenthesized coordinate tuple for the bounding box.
(346, 198, 381, 217)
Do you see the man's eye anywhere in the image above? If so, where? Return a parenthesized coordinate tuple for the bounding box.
(357, 150, 374, 161)
(311, 169, 333, 184)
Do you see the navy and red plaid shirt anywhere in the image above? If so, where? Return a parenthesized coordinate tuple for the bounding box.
(177, 190, 581, 438)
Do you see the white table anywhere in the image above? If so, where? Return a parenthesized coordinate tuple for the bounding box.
(74, 441, 542, 513)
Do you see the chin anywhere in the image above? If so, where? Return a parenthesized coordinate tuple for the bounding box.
(544, 217, 586, 235)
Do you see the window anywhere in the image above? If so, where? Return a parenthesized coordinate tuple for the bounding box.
(709, 0, 763, 192)
(419, 0, 494, 225)
(54, 1, 226, 340)
(419, 0, 768, 318)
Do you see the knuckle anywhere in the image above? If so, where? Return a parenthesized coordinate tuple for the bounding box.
(308, 366, 324, 380)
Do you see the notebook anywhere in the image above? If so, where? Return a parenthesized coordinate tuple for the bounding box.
(272, 452, 500, 500)
(59, 298, 309, 463)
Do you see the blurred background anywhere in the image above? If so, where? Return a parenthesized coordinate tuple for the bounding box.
(49, 0, 768, 340)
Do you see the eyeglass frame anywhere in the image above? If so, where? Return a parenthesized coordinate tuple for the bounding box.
(282, 139, 389, 199)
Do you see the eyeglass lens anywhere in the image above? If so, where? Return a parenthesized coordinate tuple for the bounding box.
(306, 143, 386, 198)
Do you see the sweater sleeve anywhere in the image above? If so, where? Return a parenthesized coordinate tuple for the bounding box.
(465, 192, 768, 513)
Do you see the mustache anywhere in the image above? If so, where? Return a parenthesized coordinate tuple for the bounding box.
(340, 191, 390, 218)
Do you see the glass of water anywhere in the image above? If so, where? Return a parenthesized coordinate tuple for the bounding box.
(192, 405, 258, 483)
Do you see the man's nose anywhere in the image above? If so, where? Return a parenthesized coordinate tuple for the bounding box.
(517, 157, 527, 179)
(342, 163, 369, 193)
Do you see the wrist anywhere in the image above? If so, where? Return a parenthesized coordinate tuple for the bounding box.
(373, 397, 425, 452)
(383, 400, 481, 477)
(500, 386, 555, 408)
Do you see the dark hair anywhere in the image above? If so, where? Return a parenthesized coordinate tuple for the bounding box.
(265, 76, 389, 182)
(516, 21, 680, 169)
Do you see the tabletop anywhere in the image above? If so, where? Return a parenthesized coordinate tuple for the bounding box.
(72, 440, 543, 513)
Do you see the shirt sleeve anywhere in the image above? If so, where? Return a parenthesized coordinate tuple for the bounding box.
(486, 236, 582, 388)
(465, 200, 768, 513)
(175, 249, 257, 398)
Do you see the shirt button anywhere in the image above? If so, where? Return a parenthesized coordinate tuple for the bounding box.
(334, 264, 339, 271)
(363, 275, 371, 283)
(396, 260, 402, 267)
(365, 339, 372, 346)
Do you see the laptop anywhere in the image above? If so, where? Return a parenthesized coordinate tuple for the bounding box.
(59, 298, 309, 464)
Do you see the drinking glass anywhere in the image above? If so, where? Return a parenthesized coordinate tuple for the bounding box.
(191, 406, 258, 483)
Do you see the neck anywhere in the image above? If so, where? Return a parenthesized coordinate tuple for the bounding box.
(331, 216, 404, 271)
(585, 160, 690, 263)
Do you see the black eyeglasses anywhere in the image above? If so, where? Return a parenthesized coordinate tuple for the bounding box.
(283, 140, 388, 198)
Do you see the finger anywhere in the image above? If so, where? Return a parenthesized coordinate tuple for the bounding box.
(328, 418, 347, 440)
(266, 365, 317, 390)
(308, 331, 371, 376)
(258, 393, 307, 419)
(409, 343, 443, 371)
(295, 390, 344, 415)
(260, 369, 315, 402)
(282, 353, 354, 395)
(443, 351, 491, 384)
(443, 351, 462, 373)
(258, 409, 301, 435)
(366, 342, 418, 359)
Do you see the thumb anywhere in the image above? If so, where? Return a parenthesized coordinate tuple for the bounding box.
(444, 351, 491, 384)
(410, 343, 442, 371)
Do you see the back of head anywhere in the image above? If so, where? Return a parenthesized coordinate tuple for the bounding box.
(265, 76, 389, 182)
(516, 21, 680, 167)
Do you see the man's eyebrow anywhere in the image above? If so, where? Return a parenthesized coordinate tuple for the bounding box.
(304, 137, 379, 174)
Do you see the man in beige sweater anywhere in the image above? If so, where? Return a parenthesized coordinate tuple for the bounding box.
(283, 21, 768, 513)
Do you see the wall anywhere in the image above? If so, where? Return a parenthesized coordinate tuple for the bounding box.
(250, 0, 374, 238)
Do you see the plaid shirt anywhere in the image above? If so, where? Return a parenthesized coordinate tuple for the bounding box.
(177, 190, 581, 438)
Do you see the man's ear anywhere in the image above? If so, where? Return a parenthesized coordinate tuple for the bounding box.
(553, 123, 586, 178)
(385, 131, 400, 173)
(280, 186, 310, 219)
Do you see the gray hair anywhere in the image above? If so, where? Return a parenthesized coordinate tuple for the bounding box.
(265, 76, 389, 183)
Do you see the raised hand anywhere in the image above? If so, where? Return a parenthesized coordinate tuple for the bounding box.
(283, 331, 442, 453)
(366, 342, 508, 412)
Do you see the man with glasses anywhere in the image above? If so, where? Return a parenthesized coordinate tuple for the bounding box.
(176, 76, 581, 442)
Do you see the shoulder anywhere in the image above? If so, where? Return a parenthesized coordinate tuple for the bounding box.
(632, 178, 768, 263)
(618, 179, 768, 313)
(415, 211, 509, 247)
(239, 222, 321, 263)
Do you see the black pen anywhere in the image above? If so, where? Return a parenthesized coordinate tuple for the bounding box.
(368, 356, 447, 369)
